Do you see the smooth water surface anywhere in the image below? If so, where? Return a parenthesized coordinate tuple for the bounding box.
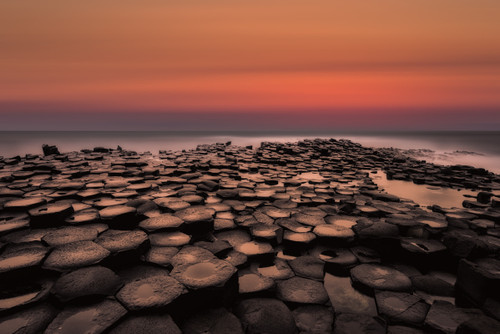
(370, 170, 477, 208)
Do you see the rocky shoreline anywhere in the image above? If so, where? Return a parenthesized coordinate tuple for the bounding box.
(1, 138, 499, 333)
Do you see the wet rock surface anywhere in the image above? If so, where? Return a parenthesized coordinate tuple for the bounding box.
(0, 138, 499, 333)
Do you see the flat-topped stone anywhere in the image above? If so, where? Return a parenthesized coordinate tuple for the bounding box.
(149, 231, 191, 247)
(0, 243, 48, 274)
(109, 314, 181, 334)
(292, 305, 334, 334)
(116, 274, 185, 310)
(170, 258, 237, 290)
(42, 241, 110, 271)
(375, 290, 429, 325)
(351, 264, 412, 293)
(3, 197, 46, 211)
(139, 214, 184, 231)
(235, 298, 297, 334)
(44, 298, 127, 334)
(95, 229, 148, 253)
(277, 277, 329, 304)
(0, 302, 58, 334)
(333, 313, 385, 334)
(42, 226, 98, 247)
(52, 265, 122, 302)
(181, 308, 243, 334)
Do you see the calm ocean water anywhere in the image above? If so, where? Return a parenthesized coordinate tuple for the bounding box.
(0, 131, 499, 174)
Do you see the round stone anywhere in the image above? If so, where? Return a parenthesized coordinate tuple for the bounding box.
(181, 308, 243, 334)
(170, 246, 216, 267)
(238, 273, 275, 294)
(52, 266, 122, 302)
(144, 246, 179, 267)
(294, 213, 325, 226)
(174, 206, 215, 223)
(42, 226, 98, 247)
(375, 291, 429, 325)
(313, 224, 355, 239)
(95, 229, 148, 253)
(0, 302, 58, 334)
(401, 238, 447, 254)
(99, 205, 136, 219)
(235, 298, 297, 334)
(170, 258, 237, 290)
(0, 243, 48, 274)
(351, 264, 412, 293)
(154, 198, 191, 211)
(292, 305, 334, 333)
(149, 231, 191, 247)
(93, 198, 128, 208)
(44, 299, 127, 334)
(277, 277, 329, 304)
(289, 255, 325, 279)
(139, 214, 184, 231)
(29, 202, 75, 225)
(283, 231, 316, 243)
(0, 278, 52, 312)
(116, 275, 185, 310)
(109, 314, 181, 334)
(65, 209, 100, 225)
(42, 241, 110, 271)
(235, 241, 274, 257)
(333, 313, 385, 334)
(257, 259, 294, 280)
(3, 197, 46, 211)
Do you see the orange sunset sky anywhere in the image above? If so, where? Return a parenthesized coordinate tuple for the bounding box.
(1, 0, 499, 130)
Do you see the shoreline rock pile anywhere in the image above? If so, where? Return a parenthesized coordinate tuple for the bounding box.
(0, 138, 499, 333)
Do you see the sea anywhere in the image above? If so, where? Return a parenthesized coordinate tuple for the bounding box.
(0, 131, 499, 174)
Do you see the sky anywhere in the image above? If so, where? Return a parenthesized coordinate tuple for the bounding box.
(1, 0, 499, 131)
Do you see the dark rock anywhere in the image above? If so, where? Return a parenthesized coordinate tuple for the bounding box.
(289, 255, 325, 279)
(116, 274, 185, 310)
(411, 275, 455, 297)
(292, 305, 334, 334)
(42, 144, 60, 156)
(0, 242, 48, 275)
(3, 197, 46, 211)
(424, 301, 482, 334)
(42, 226, 98, 247)
(139, 214, 184, 232)
(149, 231, 191, 247)
(0, 278, 53, 312)
(109, 314, 181, 334)
(375, 290, 430, 325)
(0, 302, 58, 334)
(170, 258, 236, 290)
(456, 314, 500, 334)
(29, 202, 75, 227)
(350, 264, 412, 294)
(324, 273, 378, 315)
(174, 206, 215, 234)
(42, 240, 110, 271)
(456, 258, 500, 306)
(170, 246, 215, 267)
(51, 265, 122, 302)
(44, 299, 127, 334)
(235, 298, 297, 334)
(238, 272, 274, 294)
(181, 308, 244, 334)
(333, 313, 385, 334)
(277, 276, 329, 304)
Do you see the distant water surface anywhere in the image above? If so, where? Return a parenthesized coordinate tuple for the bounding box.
(0, 131, 499, 173)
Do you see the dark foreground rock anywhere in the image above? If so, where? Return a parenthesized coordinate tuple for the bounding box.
(0, 138, 499, 333)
